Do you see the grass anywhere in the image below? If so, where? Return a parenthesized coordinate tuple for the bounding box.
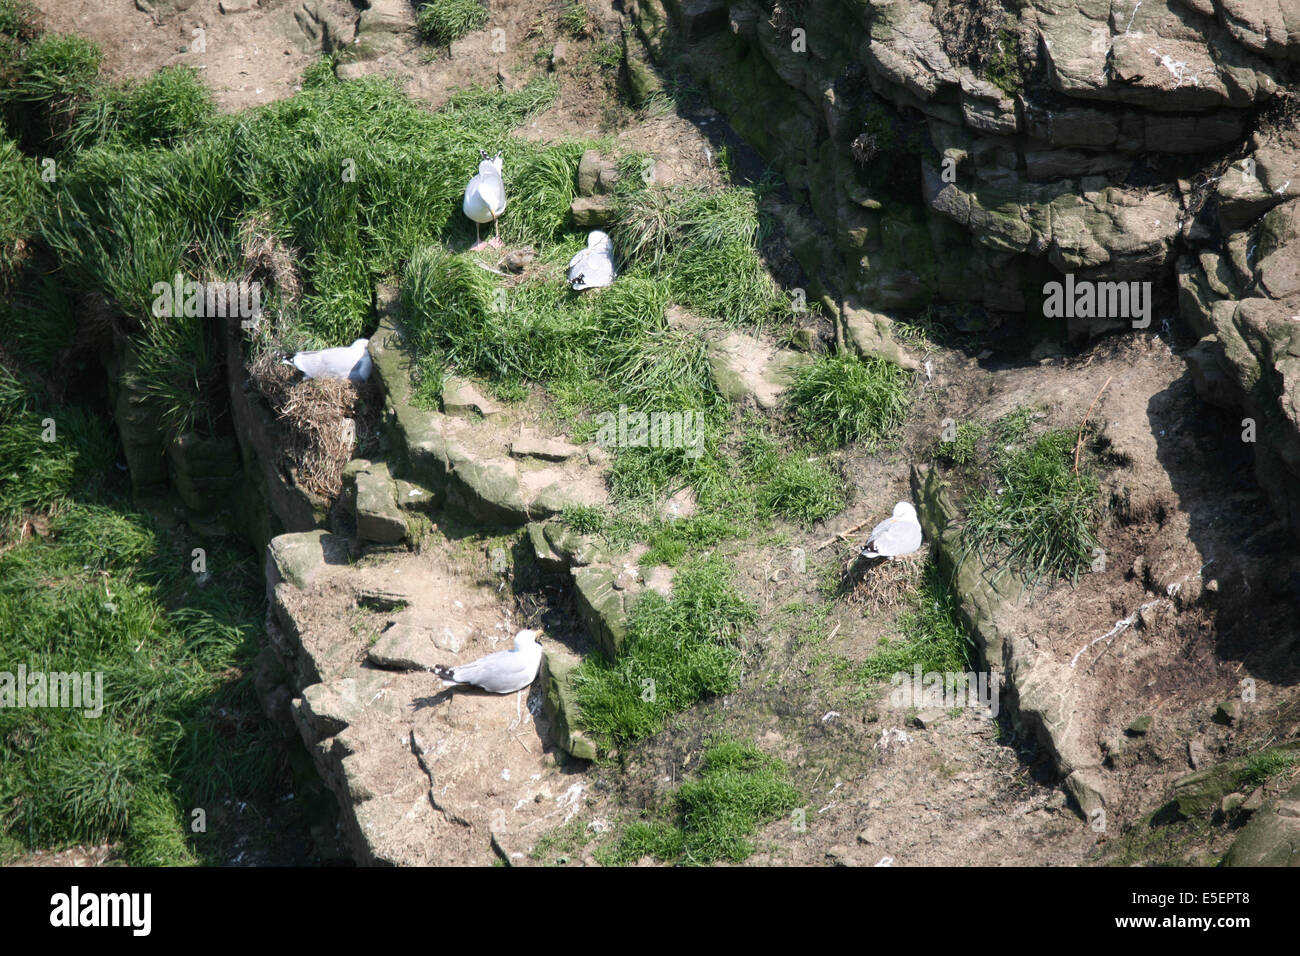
(984, 28, 1023, 97)
(786, 351, 912, 450)
(963, 419, 1102, 584)
(416, 0, 489, 46)
(1241, 749, 1300, 790)
(935, 418, 987, 467)
(0, 134, 39, 290)
(574, 558, 754, 745)
(599, 737, 801, 865)
(1, 29, 101, 154)
(844, 559, 975, 683)
(0, 378, 297, 865)
(559, 2, 590, 36)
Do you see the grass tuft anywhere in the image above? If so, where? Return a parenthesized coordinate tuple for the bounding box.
(416, 0, 489, 45)
(787, 352, 911, 450)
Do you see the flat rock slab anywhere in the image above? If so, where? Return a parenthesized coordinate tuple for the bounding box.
(368, 624, 441, 671)
(707, 332, 812, 409)
(267, 529, 351, 591)
(510, 435, 580, 462)
(441, 377, 501, 418)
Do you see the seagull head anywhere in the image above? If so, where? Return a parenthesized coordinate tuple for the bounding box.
(587, 230, 612, 251)
(514, 629, 541, 650)
(893, 501, 918, 521)
(478, 150, 504, 176)
(350, 338, 368, 350)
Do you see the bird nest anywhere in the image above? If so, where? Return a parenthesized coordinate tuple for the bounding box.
(248, 348, 368, 501)
(842, 549, 927, 613)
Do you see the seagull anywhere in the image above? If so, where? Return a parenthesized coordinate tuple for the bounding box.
(432, 629, 543, 694)
(567, 230, 617, 291)
(283, 338, 371, 382)
(463, 150, 506, 251)
(860, 501, 923, 559)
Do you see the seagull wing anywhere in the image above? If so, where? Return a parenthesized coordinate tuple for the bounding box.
(448, 646, 539, 693)
(864, 516, 922, 557)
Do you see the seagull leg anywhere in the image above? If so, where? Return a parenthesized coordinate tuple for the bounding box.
(488, 215, 503, 249)
(471, 221, 488, 252)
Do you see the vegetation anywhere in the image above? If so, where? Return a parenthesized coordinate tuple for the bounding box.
(962, 411, 1102, 584)
(600, 738, 801, 865)
(787, 351, 912, 450)
(416, 0, 490, 46)
(574, 558, 754, 745)
(0, 373, 300, 865)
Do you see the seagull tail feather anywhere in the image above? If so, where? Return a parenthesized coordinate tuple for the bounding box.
(431, 664, 459, 685)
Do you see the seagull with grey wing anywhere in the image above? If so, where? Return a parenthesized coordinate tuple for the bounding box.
(283, 338, 372, 382)
(463, 149, 507, 251)
(432, 629, 543, 694)
(567, 230, 617, 291)
(860, 501, 923, 560)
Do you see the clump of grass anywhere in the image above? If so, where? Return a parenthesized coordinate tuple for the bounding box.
(983, 28, 1023, 97)
(759, 455, 846, 525)
(574, 558, 754, 745)
(0, 135, 39, 290)
(66, 65, 214, 152)
(601, 738, 801, 865)
(935, 418, 987, 467)
(0, 380, 290, 865)
(2, 30, 101, 152)
(416, 0, 489, 45)
(963, 424, 1101, 584)
(1241, 749, 1300, 790)
(560, 1, 591, 36)
(786, 351, 912, 450)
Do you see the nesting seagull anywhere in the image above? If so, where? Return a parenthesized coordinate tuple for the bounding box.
(463, 150, 507, 251)
(284, 338, 371, 382)
(567, 230, 617, 291)
(861, 501, 923, 559)
(432, 629, 543, 694)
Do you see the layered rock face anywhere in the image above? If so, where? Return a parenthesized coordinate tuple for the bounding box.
(629, 0, 1300, 537)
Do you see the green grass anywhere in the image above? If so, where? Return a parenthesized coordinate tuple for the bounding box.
(786, 351, 912, 450)
(846, 559, 975, 682)
(963, 418, 1102, 584)
(2, 30, 101, 153)
(416, 0, 489, 45)
(574, 558, 754, 745)
(65, 65, 214, 153)
(935, 418, 987, 467)
(1241, 749, 1300, 790)
(560, 2, 590, 36)
(0, 381, 288, 865)
(600, 738, 801, 865)
(0, 134, 39, 289)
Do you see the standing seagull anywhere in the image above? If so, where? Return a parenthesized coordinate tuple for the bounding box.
(284, 338, 371, 382)
(861, 501, 923, 559)
(567, 230, 617, 291)
(463, 150, 507, 251)
(432, 629, 543, 694)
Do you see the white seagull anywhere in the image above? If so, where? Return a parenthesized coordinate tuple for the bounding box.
(432, 629, 543, 694)
(284, 338, 371, 382)
(567, 230, 617, 291)
(861, 501, 923, 559)
(463, 150, 507, 251)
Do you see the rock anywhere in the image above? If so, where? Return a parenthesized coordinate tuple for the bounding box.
(543, 523, 606, 567)
(354, 462, 407, 544)
(839, 304, 920, 370)
(1242, 787, 1266, 814)
(570, 195, 617, 228)
(510, 436, 580, 462)
(791, 325, 826, 353)
(540, 646, 597, 761)
(293, 671, 392, 742)
(1222, 779, 1300, 867)
(367, 624, 440, 671)
(1221, 792, 1246, 814)
(572, 565, 630, 658)
(1214, 699, 1243, 725)
(1187, 737, 1208, 770)
(267, 529, 351, 591)
(219, 0, 252, 12)
(706, 332, 812, 409)
(550, 40, 569, 69)
(440, 376, 501, 418)
(527, 522, 567, 573)
(909, 708, 947, 729)
(1126, 715, 1153, 736)
(577, 150, 604, 196)
(354, 585, 411, 612)
(1173, 741, 1300, 817)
